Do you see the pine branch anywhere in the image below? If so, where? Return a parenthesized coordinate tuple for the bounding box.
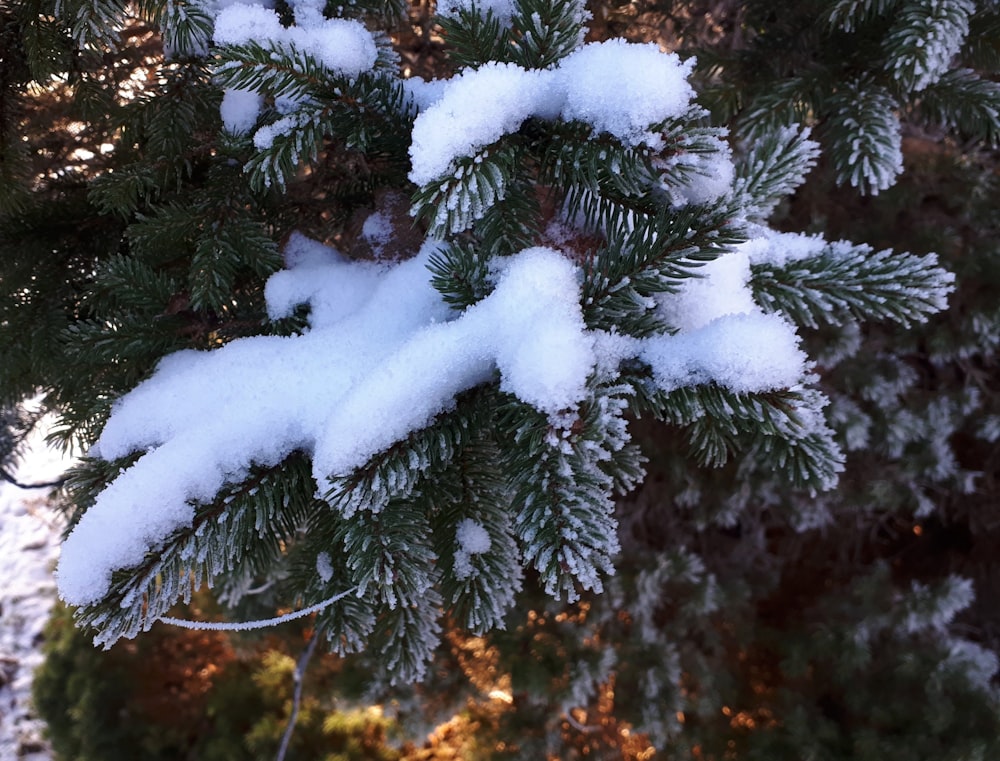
(411, 142, 520, 236)
(737, 77, 820, 141)
(189, 213, 280, 312)
(92, 254, 179, 312)
(276, 629, 319, 761)
(541, 121, 663, 222)
(735, 125, 820, 221)
(471, 176, 542, 256)
(0, 467, 65, 490)
(498, 384, 638, 602)
(427, 241, 494, 310)
(914, 69, 1000, 146)
(824, 0, 899, 32)
(61, 0, 129, 49)
(750, 242, 955, 329)
(826, 80, 902, 194)
(88, 165, 162, 217)
(323, 392, 483, 517)
(372, 586, 443, 684)
(882, 0, 973, 94)
(581, 198, 747, 336)
(242, 72, 413, 191)
(633, 378, 844, 492)
(428, 437, 522, 633)
(962, 12, 1000, 70)
(654, 115, 734, 205)
(216, 40, 331, 103)
(509, 0, 587, 69)
(62, 314, 188, 368)
(438, 6, 516, 69)
(14, 0, 73, 82)
(143, 0, 213, 60)
(71, 453, 318, 648)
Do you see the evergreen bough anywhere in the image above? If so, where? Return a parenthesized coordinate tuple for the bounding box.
(2, 0, 998, 755)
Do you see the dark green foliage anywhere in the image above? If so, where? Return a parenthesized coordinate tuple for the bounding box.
(692, 0, 1000, 194)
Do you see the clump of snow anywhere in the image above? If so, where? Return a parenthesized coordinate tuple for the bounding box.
(214, 5, 377, 75)
(641, 312, 805, 394)
(212, 2, 284, 45)
(401, 76, 450, 111)
(453, 519, 491, 579)
(408, 40, 695, 187)
(361, 212, 394, 257)
(456, 519, 491, 554)
(485, 248, 594, 412)
(741, 228, 827, 269)
(316, 551, 333, 582)
(57, 242, 595, 606)
(647, 243, 807, 393)
(220, 87, 263, 135)
(556, 40, 693, 150)
(287, 0, 326, 26)
(252, 114, 298, 151)
(409, 63, 554, 186)
(656, 248, 757, 331)
(265, 232, 383, 328)
(659, 134, 735, 205)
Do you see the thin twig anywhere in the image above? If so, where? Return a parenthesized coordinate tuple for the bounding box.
(0, 466, 65, 490)
(276, 628, 321, 761)
(160, 587, 357, 631)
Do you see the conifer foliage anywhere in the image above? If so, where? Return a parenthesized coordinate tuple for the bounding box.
(1, 0, 995, 747)
(693, 0, 1000, 194)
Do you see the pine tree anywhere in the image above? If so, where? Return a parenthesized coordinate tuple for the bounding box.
(4, 0, 999, 758)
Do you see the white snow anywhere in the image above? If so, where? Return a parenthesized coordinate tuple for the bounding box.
(57, 243, 599, 606)
(408, 63, 554, 186)
(57, 226, 814, 609)
(641, 312, 805, 394)
(655, 247, 758, 332)
(407, 41, 694, 187)
(741, 228, 828, 269)
(556, 40, 693, 150)
(0, 425, 72, 761)
(659, 134, 735, 205)
(212, 2, 284, 46)
(316, 551, 333, 582)
(220, 87, 263, 135)
(361, 211, 394, 257)
(644, 239, 807, 393)
(213, 5, 377, 76)
(456, 519, 491, 554)
(453, 518, 491, 579)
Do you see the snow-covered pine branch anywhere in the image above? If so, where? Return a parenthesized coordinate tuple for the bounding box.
(50, 0, 958, 688)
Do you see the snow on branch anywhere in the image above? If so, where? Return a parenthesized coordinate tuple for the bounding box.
(408, 40, 694, 187)
(56, 232, 811, 609)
